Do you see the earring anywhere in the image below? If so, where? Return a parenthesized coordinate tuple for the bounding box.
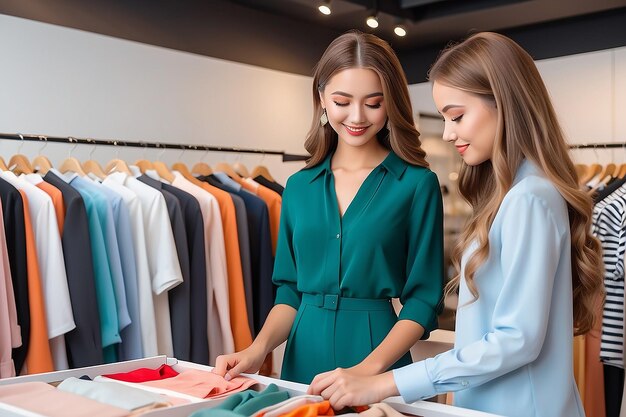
(386, 120, 391, 131)
(320, 109, 328, 127)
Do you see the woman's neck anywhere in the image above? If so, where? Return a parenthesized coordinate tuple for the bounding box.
(332, 141, 389, 171)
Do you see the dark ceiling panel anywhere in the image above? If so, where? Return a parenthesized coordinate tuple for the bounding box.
(0, 0, 341, 76)
(1, 0, 625, 83)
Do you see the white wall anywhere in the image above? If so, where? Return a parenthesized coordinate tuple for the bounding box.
(408, 46, 626, 167)
(0, 14, 309, 183)
(2, 13, 625, 181)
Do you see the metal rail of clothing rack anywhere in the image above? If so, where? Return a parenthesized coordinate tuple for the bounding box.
(0, 133, 309, 162)
(569, 142, 626, 149)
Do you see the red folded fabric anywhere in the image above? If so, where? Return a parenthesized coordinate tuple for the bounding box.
(103, 364, 179, 382)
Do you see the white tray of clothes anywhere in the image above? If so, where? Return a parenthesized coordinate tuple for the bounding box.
(0, 356, 502, 417)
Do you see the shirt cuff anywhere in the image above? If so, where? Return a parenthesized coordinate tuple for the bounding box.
(393, 360, 437, 403)
(274, 284, 301, 310)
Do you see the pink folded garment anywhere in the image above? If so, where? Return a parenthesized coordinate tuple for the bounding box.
(0, 381, 128, 417)
(140, 369, 259, 399)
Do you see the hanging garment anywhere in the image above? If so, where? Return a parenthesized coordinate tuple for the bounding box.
(239, 178, 281, 256)
(0, 177, 29, 375)
(17, 189, 54, 374)
(116, 173, 184, 357)
(92, 180, 143, 361)
(274, 151, 442, 384)
(68, 176, 130, 363)
(57, 173, 121, 356)
(103, 173, 159, 357)
(2, 172, 75, 371)
(31, 179, 65, 234)
(592, 185, 626, 367)
(0, 203, 20, 378)
(181, 173, 252, 351)
(253, 176, 284, 197)
(208, 173, 274, 335)
(138, 174, 192, 362)
(171, 172, 234, 363)
(43, 171, 103, 368)
(200, 176, 255, 333)
(160, 182, 210, 365)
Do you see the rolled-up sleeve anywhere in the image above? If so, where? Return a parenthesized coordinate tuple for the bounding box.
(272, 179, 301, 310)
(398, 171, 444, 338)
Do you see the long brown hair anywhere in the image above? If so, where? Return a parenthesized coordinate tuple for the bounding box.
(429, 32, 604, 335)
(305, 30, 428, 168)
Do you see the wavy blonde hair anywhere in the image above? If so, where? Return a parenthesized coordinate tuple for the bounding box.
(429, 32, 604, 335)
(304, 30, 428, 168)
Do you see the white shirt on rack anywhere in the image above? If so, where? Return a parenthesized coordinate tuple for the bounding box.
(102, 173, 159, 357)
(112, 172, 183, 358)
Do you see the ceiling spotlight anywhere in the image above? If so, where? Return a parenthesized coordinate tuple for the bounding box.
(318, 1, 331, 15)
(366, 15, 379, 29)
(394, 25, 406, 37)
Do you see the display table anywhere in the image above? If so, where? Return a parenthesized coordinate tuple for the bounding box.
(0, 356, 502, 417)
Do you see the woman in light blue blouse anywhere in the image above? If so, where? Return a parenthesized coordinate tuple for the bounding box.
(309, 32, 605, 417)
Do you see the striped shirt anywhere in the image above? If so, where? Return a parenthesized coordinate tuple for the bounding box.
(593, 185, 626, 368)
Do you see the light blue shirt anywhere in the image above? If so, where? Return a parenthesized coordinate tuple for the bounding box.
(91, 181, 144, 361)
(394, 160, 584, 417)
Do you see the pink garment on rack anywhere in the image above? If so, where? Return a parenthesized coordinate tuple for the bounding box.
(0, 381, 128, 417)
(140, 369, 258, 399)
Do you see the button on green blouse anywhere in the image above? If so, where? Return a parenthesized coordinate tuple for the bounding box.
(273, 150, 444, 384)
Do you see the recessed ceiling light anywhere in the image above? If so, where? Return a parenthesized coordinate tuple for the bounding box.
(394, 25, 406, 37)
(318, 1, 331, 15)
(366, 15, 379, 29)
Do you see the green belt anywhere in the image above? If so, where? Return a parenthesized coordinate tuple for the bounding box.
(301, 293, 391, 311)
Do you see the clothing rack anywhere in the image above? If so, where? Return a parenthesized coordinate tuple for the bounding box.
(569, 142, 626, 149)
(0, 132, 309, 162)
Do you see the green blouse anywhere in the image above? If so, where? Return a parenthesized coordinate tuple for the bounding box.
(273, 150, 444, 338)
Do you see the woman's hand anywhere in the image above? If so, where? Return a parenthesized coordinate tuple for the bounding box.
(212, 344, 267, 381)
(307, 368, 400, 410)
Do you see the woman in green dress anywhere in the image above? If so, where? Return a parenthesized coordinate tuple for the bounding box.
(213, 30, 444, 385)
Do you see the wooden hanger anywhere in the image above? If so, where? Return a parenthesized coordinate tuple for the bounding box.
(0, 156, 8, 171)
(232, 162, 249, 178)
(105, 159, 132, 176)
(578, 163, 602, 186)
(173, 161, 208, 188)
(153, 161, 175, 183)
(251, 165, 275, 182)
(83, 160, 107, 179)
(135, 159, 155, 173)
(31, 136, 53, 175)
(32, 155, 53, 175)
(615, 163, 626, 179)
(191, 162, 213, 176)
(59, 137, 86, 176)
(60, 157, 87, 176)
(214, 162, 243, 182)
(172, 162, 193, 178)
(8, 154, 34, 175)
